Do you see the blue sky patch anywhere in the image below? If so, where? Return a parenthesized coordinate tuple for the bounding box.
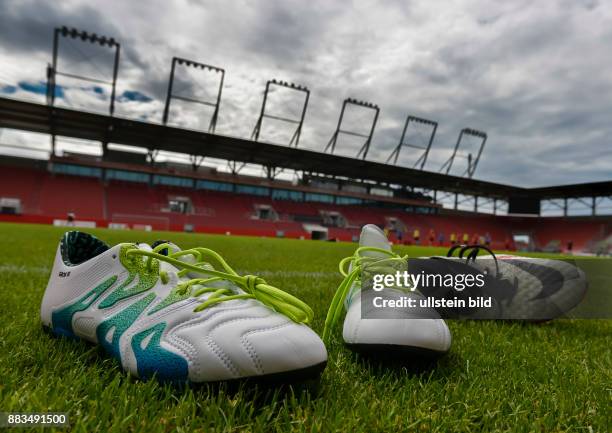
(118, 90, 152, 103)
(16, 80, 64, 98)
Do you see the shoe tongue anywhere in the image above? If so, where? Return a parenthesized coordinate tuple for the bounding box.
(344, 225, 404, 306)
(148, 240, 216, 275)
(150, 240, 181, 256)
(136, 241, 181, 274)
(136, 243, 152, 251)
(359, 224, 391, 258)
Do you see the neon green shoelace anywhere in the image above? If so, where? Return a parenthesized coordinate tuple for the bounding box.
(322, 246, 407, 342)
(127, 243, 314, 324)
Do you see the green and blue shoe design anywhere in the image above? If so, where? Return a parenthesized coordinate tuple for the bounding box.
(41, 231, 327, 383)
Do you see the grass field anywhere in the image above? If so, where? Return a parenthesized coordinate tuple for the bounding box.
(0, 223, 610, 432)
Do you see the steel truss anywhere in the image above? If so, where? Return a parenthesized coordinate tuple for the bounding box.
(541, 196, 612, 216)
(324, 98, 379, 159)
(230, 79, 309, 178)
(251, 79, 310, 147)
(440, 128, 487, 178)
(386, 115, 437, 169)
(47, 26, 120, 156)
(162, 56, 225, 134)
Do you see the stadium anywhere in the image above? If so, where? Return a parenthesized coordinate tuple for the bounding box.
(0, 4, 610, 433)
(2, 27, 612, 253)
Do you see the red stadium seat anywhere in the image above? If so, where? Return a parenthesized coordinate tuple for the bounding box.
(1, 164, 608, 251)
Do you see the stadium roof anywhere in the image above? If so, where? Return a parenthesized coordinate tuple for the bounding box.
(528, 181, 612, 200)
(1, 96, 610, 201)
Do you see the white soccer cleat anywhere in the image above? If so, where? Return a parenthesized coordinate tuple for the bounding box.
(41, 231, 327, 383)
(323, 224, 452, 356)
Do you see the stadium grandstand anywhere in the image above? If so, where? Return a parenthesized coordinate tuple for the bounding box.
(1, 26, 611, 255)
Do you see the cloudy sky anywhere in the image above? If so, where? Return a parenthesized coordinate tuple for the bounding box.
(1, 0, 611, 188)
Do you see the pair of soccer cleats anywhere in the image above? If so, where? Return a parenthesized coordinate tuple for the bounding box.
(40, 225, 587, 384)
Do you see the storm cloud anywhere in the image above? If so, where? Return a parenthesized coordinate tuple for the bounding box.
(1, 0, 611, 187)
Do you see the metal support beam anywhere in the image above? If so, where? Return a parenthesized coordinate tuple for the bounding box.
(227, 160, 247, 175)
(386, 115, 437, 169)
(264, 165, 282, 180)
(573, 197, 592, 208)
(147, 149, 159, 164)
(189, 154, 205, 171)
(538, 199, 542, 216)
(110, 43, 120, 118)
(457, 194, 476, 206)
(324, 98, 379, 159)
(251, 79, 310, 147)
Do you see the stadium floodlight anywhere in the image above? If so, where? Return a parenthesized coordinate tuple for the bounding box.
(162, 56, 225, 133)
(439, 128, 487, 178)
(324, 98, 379, 159)
(47, 26, 120, 114)
(46, 26, 120, 156)
(386, 115, 438, 169)
(251, 79, 310, 147)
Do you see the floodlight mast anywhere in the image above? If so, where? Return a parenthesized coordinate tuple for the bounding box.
(386, 115, 438, 169)
(228, 79, 309, 177)
(324, 98, 379, 159)
(439, 128, 487, 178)
(251, 79, 310, 147)
(46, 26, 120, 156)
(162, 56, 225, 133)
(465, 128, 487, 178)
